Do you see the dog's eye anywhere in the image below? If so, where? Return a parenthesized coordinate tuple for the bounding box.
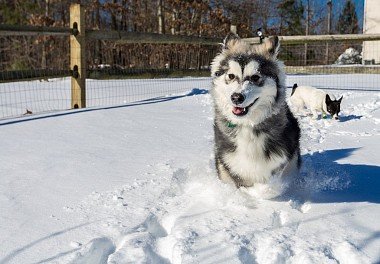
(250, 74, 261, 83)
(215, 71, 223, 77)
(228, 74, 235, 80)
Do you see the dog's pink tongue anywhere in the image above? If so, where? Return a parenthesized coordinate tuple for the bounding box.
(232, 107, 244, 115)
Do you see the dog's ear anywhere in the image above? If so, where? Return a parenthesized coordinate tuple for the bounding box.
(222, 33, 240, 50)
(262, 36, 280, 58)
(338, 95, 343, 103)
(325, 94, 332, 104)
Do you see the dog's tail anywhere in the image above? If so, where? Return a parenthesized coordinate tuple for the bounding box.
(291, 83, 298, 96)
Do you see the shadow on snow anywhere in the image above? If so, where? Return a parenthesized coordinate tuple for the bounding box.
(295, 148, 380, 204)
(0, 88, 209, 126)
(338, 114, 363, 122)
(0, 222, 92, 264)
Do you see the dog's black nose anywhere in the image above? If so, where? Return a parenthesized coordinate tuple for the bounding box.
(231, 93, 245, 104)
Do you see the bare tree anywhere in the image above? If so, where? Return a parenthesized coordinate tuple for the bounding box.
(157, 0, 165, 34)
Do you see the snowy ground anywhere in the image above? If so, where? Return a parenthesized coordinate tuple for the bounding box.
(0, 77, 379, 264)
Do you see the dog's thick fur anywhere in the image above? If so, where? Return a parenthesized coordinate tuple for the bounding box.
(290, 84, 343, 120)
(210, 34, 300, 195)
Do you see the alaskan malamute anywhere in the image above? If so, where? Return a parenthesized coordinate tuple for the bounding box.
(210, 33, 300, 197)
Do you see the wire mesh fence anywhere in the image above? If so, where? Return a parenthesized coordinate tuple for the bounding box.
(0, 78, 71, 118)
(86, 41, 218, 71)
(84, 41, 217, 109)
(281, 41, 380, 91)
(1, 24, 380, 121)
(0, 31, 217, 120)
(0, 34, 71, 118)
(85, 77, 211, 108)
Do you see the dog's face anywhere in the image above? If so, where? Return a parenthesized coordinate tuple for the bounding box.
(211, 34, 285, 126)
(326, 94, 343, 120)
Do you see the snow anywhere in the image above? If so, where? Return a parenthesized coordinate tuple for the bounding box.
(334, 48, 362, 65)
(0, 76, 380, 264)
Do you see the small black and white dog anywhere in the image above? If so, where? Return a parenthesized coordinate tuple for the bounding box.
(210, 34, 300, 197)
(290, 84, 343, 120)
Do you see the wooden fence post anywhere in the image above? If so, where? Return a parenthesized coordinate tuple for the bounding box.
(70, 4, 86, 109)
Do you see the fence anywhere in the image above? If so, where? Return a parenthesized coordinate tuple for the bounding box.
(278, 36, 380, 91)
(1, 3, 380, 121)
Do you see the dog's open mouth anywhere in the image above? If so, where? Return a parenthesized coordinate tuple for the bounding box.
(232, 98, 259, 116)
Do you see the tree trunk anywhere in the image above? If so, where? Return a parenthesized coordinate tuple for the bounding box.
(111, 0, 118, 30)
(41, 0, 49, 69)
(304, 0, 310, 66)
(95, 0, 102, 65)
(171, 9, 177, 35)
(157, 0, 165, 34)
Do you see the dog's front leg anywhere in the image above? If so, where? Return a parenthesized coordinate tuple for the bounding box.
(216, 158, 236, 185)
(311, 109, 319, 119)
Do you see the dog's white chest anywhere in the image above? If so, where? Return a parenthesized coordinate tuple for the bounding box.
(224, 127, 287, 185)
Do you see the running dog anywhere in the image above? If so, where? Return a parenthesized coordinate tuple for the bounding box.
(210, 33, 301, 197)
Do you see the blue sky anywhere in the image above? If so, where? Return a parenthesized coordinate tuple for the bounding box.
(310, 0, 364, 28)
(334, 0, 364, 23)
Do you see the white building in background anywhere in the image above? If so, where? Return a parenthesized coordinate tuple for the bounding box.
(363, 0, 380, 64)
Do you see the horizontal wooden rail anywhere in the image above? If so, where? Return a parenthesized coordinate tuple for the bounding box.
(244, 34, 380, 45)
(285, 65, 380, 74)
(2, 24, 380, 45)
(0, 69, 72, 82)
(0, 24, 71, 36)
(86, 30, 222, 45)
(0, 24, 222, 45)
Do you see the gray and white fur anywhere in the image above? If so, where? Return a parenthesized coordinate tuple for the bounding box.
(210, 34, 300, 196)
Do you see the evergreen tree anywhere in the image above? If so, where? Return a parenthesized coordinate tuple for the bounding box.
(336, 0, 359, 34)
(278, 0, 305, 35)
